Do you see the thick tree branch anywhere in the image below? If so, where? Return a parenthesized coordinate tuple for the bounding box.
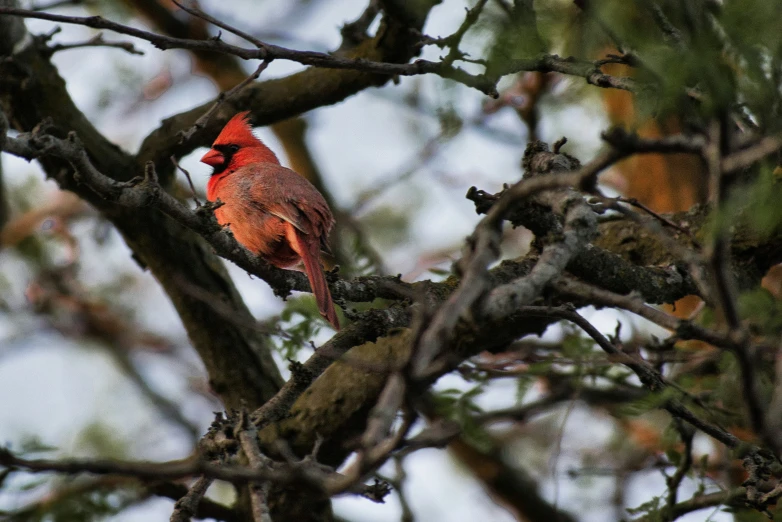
(9, 120, 771, 475)
(0, 446, 343, 492)
(0, 123, 412, 303)
(0, 4, 282, 410)
(0, 0, 445, 423)
(412, 147, 602, 379)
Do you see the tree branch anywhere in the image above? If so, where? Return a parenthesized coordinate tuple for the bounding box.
(0, 122, 412, 303)
(169, 476, 213, 522)
(44, 31, 144, 56)
(0, 9, 284, 411)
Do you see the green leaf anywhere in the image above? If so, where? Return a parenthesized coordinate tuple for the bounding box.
(618, 387, 678, 417)
(18, 436, 58, 455)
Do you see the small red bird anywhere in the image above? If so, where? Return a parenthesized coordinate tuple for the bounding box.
(201, 111, 340, 330)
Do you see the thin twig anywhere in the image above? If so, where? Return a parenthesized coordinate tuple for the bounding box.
(45, 32, 144, 56)
(518, 305, 750, 452)
(179, 60, 270, 143)
(172, 0, 267, 49)
(150, 482, 238, 521)
(614, 196, 696, 239)
(601, 126, 706, 155)
(171, 155, 201, 207)
(329, 405, 415, 496)
(721, 134, 782, 174)
(662, 419, 694, 521)
(0, 444, 365, 497)
(553, 276, 766, 353)
(702, 120, 769, 455)
(340, 0, 380, 44)
(351, 129, 452, 216)
(443, 0, 490, 64)
(376, 459, 415, 522)
(648, 3, 684, 48)
(703, 120, 739, 325)
(0, 6, 648, 97)
(636, 488, 747, 522)
(590, 194, 709, 297)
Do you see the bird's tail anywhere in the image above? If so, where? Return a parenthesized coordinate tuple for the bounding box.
(290, 228, 340, 330)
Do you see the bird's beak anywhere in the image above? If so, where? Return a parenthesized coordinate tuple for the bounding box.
(200, 148, 224, 168)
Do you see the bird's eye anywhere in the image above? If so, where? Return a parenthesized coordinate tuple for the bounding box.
(228, 144, 240, 153)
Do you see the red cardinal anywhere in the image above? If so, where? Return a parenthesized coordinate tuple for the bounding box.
(201, 112, 340, 330)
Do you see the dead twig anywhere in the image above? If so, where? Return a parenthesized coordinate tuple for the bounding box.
(178, 60, 271, 144)
(44, 31, 144, 56)
(171, 155, 201, 207)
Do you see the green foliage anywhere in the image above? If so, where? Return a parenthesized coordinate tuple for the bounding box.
(5, 486, 139, 522)
(714, 349, 743, 404)
(339, 226, 383, 276)
(7, 177, 40, 216)
(741, 168, 782, 240)
(665, 446, 682, 467)
(74, 423, 128, 460)
(485, 0, 546, 71)
(436, 105, 463, 139)
(739, 287, 782, 335)
(525, 360, 554, 376)
(17, 436, 58, 456)
(515, 373, 535, 404)
(426, 266, 452, 277)
(559, 327, 634, 382)
(1, 432, 138, 521)
(431, 384, 492, 452)
(720, 0, 782, 131)
(358, 204, 415, 251)
(0, 271, 10, 310)
(675, 370, 719, 399)
(274, 296, 325, 360)
(626, 494, 663, 519)
(696, 454, 710, 495)
(561, 327, 596, 359)
(617, 386, 679, 417)
(700, 166, 782, 253)
(581, 0, 782, 130)
(710, 351, 774, 426)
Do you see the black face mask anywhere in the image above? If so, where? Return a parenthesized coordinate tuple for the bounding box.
(210, 144, 240, 175)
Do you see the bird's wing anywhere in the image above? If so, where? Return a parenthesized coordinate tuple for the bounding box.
(245, 164, 334, 238)
(266, 202, 307, 233)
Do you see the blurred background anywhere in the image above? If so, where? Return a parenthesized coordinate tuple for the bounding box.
(2, 0, 770, 520)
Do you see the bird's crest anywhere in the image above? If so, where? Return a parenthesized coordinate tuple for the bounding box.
(213, 111, 261, 149)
